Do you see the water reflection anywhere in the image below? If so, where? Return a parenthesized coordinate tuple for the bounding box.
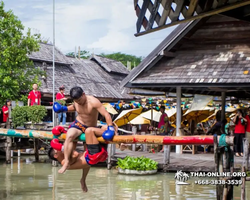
(0, 157, 248, 200)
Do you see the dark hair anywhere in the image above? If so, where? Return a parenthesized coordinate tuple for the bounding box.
(160, 106, 165, 110)
(6, 99, 11, 105)
(235, 109, 244, 125)
(70, 86, 84, 99)
(48, 148, 58, 161)
(59, 86, 65, 90)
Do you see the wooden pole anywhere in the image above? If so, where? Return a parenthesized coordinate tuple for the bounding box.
(241, 166, 246, 200)
(34, 138, 39, 161)
(132, 126, 137, 151)
(163, 144, 170, 172)
(0, 128, 235, 145)
(242, 138, 249, 170)
(5, 106, 12, 164)
(107, 144, 112, 170)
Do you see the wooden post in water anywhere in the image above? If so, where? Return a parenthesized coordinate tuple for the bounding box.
(241, 166, 246, 200)
(34, 138, 39, 161)
(5, 106, 12, 164)
(141, 132, 147, 152)
(163, 145, 170, 164)
(242, 138, 249, 170)
(52, 160, 58, 167)
(214, 135, 223, 200)
(132, 126, 137, 151)
(107, 144, 112, 170)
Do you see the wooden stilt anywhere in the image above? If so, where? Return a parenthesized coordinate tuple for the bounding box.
(52, 160, 58, 167)
(241, 166, 246, 200)
(5, 137, 11, 164)
(5, 108, 12, 164)
(132, 126, 137, 151)
(243, 138, 249, 170)
(34, 138, 39, 161)
(107, 144, 112, 170)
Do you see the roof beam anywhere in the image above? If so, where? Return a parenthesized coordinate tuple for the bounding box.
(160, 50, 175, 57)
(135, 0, 250, 36)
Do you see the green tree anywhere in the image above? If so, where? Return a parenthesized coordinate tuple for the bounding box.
(66, 50, 90, 59)
(99, 52, 143, 69)
(0, 1, 44, 105)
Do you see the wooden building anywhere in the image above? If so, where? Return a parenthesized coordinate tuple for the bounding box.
(121, 14, 250, 99)
(121, 13, 250, 153)
(28, 43, 133, 104)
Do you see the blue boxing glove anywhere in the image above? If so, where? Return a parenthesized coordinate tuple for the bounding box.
(53, 102, 68, 113)
(102, 126, 115, 141)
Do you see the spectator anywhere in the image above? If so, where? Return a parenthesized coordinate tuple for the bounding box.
(158, 106, 168, 131)
(245, 107, 250, 143)
(28, 83, 41, 106)
(2, 99, 11, 123)
(233, 109, 247, 157)
(56, 85, 67, 125)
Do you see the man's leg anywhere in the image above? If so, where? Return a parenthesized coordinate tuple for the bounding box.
(80, 166, 90, 192)
(62, 112, 66, 125)
(58, 128, 82, 174)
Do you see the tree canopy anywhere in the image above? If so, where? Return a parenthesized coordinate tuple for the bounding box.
(99, 52, 143, 69)
(66, 50, 143, 70)
(66, 50, 90, 59)
(0, 1, 43, 105)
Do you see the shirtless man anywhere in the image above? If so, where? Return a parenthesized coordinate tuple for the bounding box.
(48, 126, 109, 192)
(53, 86, 115, 173)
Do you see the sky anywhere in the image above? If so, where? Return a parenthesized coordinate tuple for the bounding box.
(4, 0, 176, 58)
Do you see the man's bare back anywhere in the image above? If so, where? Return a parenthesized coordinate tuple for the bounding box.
(60, 151, 89, 170)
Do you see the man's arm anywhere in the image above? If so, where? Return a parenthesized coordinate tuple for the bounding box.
(27, 99, 30, 106)
(93, 98, 112, 126)
(67, 104, 76, 112)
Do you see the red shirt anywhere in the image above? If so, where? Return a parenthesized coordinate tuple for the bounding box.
(246, 115, 250, 132)
(158, 113, 168, 128)
(56, 92, 65, 100)
(2, 105, 8, 122)
(28, 90, 41, 106)
(234, 117, 246, 134)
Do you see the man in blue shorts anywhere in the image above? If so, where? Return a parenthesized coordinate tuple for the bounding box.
(53, 86, 115, 174)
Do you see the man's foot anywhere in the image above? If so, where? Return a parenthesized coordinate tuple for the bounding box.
(80, 179, 88, 193)
(58, 163, 69, 174)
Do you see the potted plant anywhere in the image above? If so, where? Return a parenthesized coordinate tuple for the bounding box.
(26, 105, 47, 130)
(117, 156, 158, 175)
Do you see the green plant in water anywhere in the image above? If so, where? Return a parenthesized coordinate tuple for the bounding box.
(117, 156, 158, 171)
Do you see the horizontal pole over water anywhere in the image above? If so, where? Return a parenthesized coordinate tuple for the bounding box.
(0, 128, 234, 145)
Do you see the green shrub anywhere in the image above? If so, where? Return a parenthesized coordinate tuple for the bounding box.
(27, 105, 47, 124)
(117, 156, 158, 171)
(12, 105, 47, 128)
(12, 106, 28, 128)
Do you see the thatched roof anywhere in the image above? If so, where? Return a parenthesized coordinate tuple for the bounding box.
(90, 54, 130, 75)
(28, 43, 133, 100)
(29, 43, 71, 65)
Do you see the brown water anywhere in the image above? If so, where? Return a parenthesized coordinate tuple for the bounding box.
(0, 156, 248, 200)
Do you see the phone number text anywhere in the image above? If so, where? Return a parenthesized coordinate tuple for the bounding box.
(195, 179, 242, 185)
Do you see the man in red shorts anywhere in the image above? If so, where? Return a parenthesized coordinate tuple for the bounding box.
(48, 125, 115, 192)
